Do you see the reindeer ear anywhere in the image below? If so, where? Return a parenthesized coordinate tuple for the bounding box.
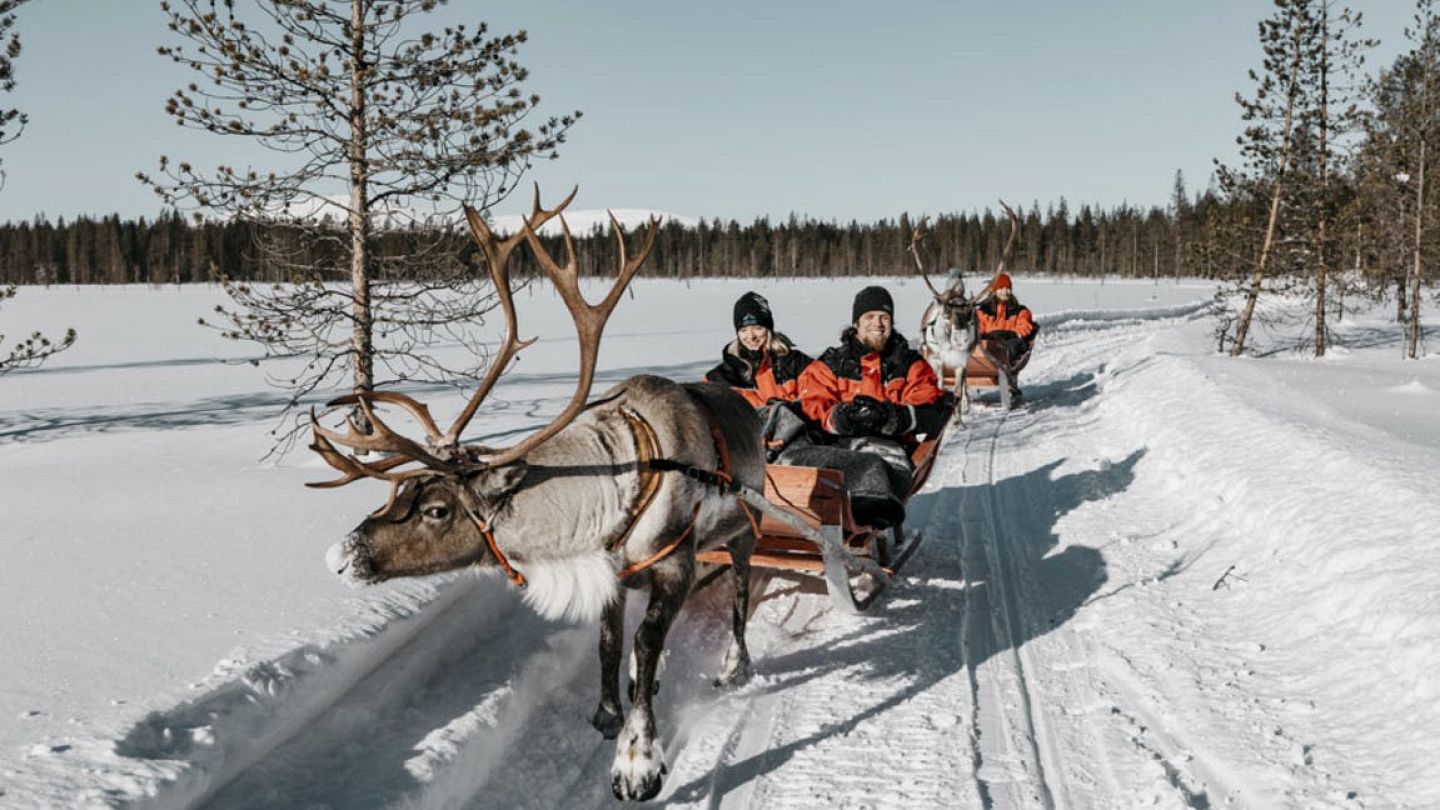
(473, 461, 529, 496)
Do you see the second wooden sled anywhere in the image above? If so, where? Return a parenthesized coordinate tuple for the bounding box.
(697, 411, 951, 614)
(934, 339, 1032, 411)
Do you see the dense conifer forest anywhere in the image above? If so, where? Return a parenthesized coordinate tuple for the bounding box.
(0, 183, 1330, 287)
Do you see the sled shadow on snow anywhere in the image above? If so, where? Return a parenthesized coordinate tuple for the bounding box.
(667, 447, 1146, 805)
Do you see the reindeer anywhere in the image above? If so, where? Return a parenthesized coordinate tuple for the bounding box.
(915, 202, 1021, 422)
(309, 188, 764, 802)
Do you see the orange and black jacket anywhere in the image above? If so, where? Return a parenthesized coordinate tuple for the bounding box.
(977, 298, 1036, 339)
(705, 333, 813, 409)
(799, 330, 946, 436)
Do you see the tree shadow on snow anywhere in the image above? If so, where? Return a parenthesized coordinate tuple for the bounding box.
(665, 447, 1145, 805)
(0, 359, 714, 446)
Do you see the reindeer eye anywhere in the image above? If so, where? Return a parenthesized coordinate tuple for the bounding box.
(422, 505, 451, 521)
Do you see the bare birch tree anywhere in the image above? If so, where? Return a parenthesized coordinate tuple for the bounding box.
(138, 0, 578, 438)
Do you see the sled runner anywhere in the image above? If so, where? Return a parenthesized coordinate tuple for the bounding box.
(696, 406, 951, 613)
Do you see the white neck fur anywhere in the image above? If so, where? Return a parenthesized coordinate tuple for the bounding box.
(518, 551, 619, 623)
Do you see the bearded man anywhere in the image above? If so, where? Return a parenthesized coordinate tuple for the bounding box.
(785, 285, 947, 527)
(799, 285, 946, 440)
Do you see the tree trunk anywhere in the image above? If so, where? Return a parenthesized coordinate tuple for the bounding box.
(1174, 227, 1182, 281)
(1314, 0, 1330, 358)
(1232, 30, 1303, 358)
(349, 0, 373, 395)
(1409, 136, 1426, 359)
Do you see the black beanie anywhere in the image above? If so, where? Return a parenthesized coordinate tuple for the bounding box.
(733, 291, 774, 331)
(851, 285, 894, 323)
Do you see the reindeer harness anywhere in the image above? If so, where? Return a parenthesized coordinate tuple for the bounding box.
(461, 406, 759, 589)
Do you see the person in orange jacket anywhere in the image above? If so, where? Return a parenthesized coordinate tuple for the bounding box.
(976, 273, 1038, 400)
(787, 285, 947, 527)
(799, 285, 946, 441)
(705, 291, 812, 409)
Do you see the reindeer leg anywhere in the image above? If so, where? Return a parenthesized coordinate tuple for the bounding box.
(714, 532, 754, 688)
(612, 557, 693, 802)
(591, 587, 628, 739)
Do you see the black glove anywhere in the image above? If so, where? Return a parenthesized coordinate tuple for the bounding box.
(830, 395, 885, 435)
(877, 401, 915, 436)
(982, 329, 1017, 342)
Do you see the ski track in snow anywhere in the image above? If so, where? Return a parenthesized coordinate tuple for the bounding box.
(12, 292, 1435, 809)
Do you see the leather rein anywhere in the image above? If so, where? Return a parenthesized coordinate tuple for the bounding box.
(458, 406, 755, 588)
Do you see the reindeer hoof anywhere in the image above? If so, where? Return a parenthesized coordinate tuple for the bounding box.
(713, 645, 752, 689)
(611, 731, 667, 801)
(592, 705, 624, 739)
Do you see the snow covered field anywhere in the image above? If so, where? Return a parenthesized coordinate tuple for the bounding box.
(2, 276, 1437, 809)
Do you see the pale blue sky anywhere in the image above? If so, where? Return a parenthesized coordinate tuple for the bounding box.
(0, 1, 1415, 224)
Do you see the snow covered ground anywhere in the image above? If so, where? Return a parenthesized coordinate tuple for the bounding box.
(2, 276, 1437, 809)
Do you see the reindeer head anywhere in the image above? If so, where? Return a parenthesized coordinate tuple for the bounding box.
(324, 465, 528, 585)
(910, 203, 1021, 335)
(311, 185, 658, 587)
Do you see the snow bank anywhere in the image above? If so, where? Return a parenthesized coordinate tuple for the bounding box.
(1092, 318, 1440, 805)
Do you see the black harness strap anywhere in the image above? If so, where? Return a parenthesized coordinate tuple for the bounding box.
(646, 457, 742, 493)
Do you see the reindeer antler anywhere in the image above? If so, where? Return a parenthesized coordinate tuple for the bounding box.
(307, 184, 578, 492)
(908, 217, 948, 300)
(470, 208, 658, 466)
(444, 184, 579, 446)
(975, 201, 1021, 301)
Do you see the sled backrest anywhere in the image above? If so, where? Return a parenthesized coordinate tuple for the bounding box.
(761, 465, 854, 535)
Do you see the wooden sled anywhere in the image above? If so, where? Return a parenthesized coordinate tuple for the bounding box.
(696, 413, 950, 614)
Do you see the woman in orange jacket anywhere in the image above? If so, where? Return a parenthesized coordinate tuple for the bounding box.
(976, 273, 1038, 398)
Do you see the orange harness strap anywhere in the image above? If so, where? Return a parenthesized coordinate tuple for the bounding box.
(458, 490, 528, 588)
(610, 409, 667, 553)
(615, 501, 703, 580)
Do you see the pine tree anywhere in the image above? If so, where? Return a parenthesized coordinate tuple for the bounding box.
(1369, 0, 1440, 358)
(0, 0, 74, 377)
(1306, 3, 1373, 356)
(1218, 0, 1317, 356)
(138, 0, 578, 437)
